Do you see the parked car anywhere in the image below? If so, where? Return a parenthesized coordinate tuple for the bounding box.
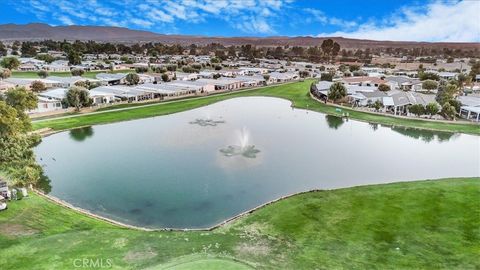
(0, 195, 7, 211)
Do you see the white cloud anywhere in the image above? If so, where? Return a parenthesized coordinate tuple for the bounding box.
(303, 8, 327, 24)
(130, 18, 154, 28)
(18, 0, 293, 34)
(236, 16, 274, 34)
(148, 9, 174, 23)
(58, 15, 74, 25)
(303, 8, 356, 28)
(17, 0, 480, 40)
(317, 1, 480, 42)
(17, 0, 295, 34)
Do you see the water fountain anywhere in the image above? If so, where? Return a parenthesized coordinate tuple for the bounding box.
(189, 118, 225, 126)
(220, 127, 261, 158)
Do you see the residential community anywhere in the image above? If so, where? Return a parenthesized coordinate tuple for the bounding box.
(0, 1, 479, 269)
(1, 39, 479, 122)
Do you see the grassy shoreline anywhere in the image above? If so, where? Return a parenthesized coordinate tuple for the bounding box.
(32, 80, 480, 134)
(0, 178, 478, 269)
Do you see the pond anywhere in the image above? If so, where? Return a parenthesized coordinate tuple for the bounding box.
(35, 97, 480, 229)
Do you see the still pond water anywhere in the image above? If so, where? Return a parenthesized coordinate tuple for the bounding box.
(35, 97, 480, 228)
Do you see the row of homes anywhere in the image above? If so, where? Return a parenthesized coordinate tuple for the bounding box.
(24, 70, 299, 114)
(314, 78, 436, 116)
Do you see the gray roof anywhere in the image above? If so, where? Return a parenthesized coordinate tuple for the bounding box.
(137, 83, 197, 94)
(385, 76, 421, 85)
(96, 73, 128, 81)
(235, 75, 265, 82)
(4, 78, 33, 85)
(93, 85, 146, 97)
(315, 81, 333, 91)
(197, 78, 239, 86)
(391, 92, 436, 106)
(458, 95, 480, 107)
(358, 90, 387, 98)
(39, 88, 69, 100)
(46, 76, 84, 85)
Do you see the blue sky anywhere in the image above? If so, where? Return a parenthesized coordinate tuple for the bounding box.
(1, 0, 479, 42)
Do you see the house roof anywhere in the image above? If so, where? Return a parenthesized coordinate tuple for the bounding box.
(382, 97, 395, 106)
(136, 84, 185, 94)
(458, 95, 480, 107)
(93, 85, 147, 97)
(391, 92, 436, 107)
(315, 81, 333, 91)
(46, 76, 84, 85)
(235, 75, 265, 82)
(358, 90, 387, 98)
(384, 76, 421, 85)
(96, 73, 128, 81)
(197, 78, 240, 86)
(39, 88, 69, 100)
(269, 72, 297, 79)
(4, 78, 33, 85)
(461, 106, 480, 114)
(37, 96, 61, 103)
(342, 76, 386, 85)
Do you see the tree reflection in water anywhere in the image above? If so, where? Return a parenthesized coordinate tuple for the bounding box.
(391, 126, 457, 143)
(325, 115, 344, 130)
(69, 126, 94, 142)
(36, 170, 52, 194)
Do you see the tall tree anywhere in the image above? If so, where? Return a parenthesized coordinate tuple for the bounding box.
(0, 57, 20, 70)
(321, 39, 341, 61)
(37, 70, 49, 78)
(31, 81, 46, 92)
(378, 84, 391, 92)
(425, 102, 440, 118)
(0, 93, 43, 187)
(68, 50, 82, 65)
(4, 87, 38, 131)
(436, 84, 458, 105)
(441, 102, 456, 120)
(5, 87, 37, 114)
(71, 68, 85, 76)
(0, 41, 7, 56)
(422, 80, 438, 93)
(408, 104, 425, 117)
(126, 73, 140, 85)
(65, 86, 92, 111)
(327, 82, 347, 102)
(21, 42, 37, 57)
(0, 68, 11, 79)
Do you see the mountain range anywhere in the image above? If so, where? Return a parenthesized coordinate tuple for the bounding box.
(0, 23, 477, 50)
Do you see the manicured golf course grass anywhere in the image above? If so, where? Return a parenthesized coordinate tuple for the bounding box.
(0, 178, 478, 269)
(32, 80, 480, 134)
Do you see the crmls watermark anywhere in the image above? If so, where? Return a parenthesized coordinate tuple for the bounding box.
(73, 258, 113, 268)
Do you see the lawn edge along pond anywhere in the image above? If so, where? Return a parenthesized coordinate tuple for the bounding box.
(0, 178, 479, 269)
(32, 80, 480, 135)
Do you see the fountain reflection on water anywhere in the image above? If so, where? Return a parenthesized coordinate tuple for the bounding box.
(220, 127, 261, 158)
(189, 116, 225, 127)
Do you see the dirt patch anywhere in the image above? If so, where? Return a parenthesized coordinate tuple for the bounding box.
(0, 223, 39, 237)
(235, 242, 271, 257)
(123, 249, 157, 262)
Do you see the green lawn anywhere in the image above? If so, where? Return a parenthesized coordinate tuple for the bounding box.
(32, 80, 480, 134)
(11, 69, 135, 79)
(0, 178, 478, 269)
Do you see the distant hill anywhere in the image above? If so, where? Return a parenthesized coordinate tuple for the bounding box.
(0, 23, 478, 50)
